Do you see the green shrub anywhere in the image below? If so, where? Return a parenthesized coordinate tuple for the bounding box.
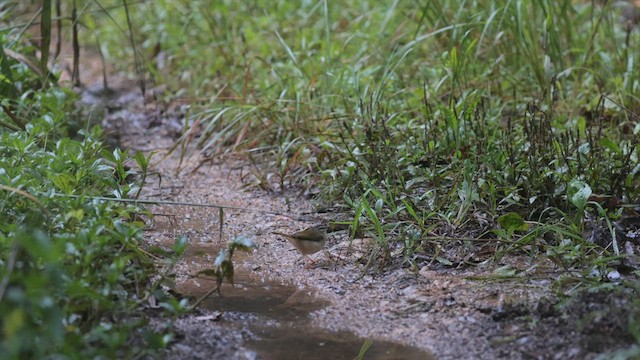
(0, 20, 169, 358)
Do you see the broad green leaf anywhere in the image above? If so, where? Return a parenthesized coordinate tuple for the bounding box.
(568, 178, 592, 211)
(214, 249, 228, 266)
(173, 235, 188, 255)
(598, 138, 621, 155)
(3, 309, 24, 337)
(498, 212, 529, 233)
(48, 172, 75, 194)
(230, 235, 257, 252)
(494, 265, 517, 277)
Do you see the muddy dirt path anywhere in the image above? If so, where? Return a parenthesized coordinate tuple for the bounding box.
(79, 78, 624, 360)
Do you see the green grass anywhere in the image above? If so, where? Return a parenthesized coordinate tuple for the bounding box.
(3, 0, 639, 356)
(95, 0, 640, 271)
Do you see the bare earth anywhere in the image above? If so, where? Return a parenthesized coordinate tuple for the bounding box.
(81, 78, 633, 360)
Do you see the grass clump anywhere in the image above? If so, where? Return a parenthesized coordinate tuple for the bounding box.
(104, 0, 640, 271)
(0, 7, 180, 358)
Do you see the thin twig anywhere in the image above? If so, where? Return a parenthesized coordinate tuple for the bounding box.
(1, 185, 50, 217)
(190, 282, 222, 309)
(51, 193, 298, 218)
(0, 241, 19, 303)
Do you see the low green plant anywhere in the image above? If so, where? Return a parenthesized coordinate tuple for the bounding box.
(0, 12, 177, 358)
(191, 234, 257, 308)
(0, 121, 175, 358)
(88, 0, 640, 277)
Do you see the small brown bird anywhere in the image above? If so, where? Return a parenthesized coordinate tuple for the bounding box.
(272, 226, 327, 267)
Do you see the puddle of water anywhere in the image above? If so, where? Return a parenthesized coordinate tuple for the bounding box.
(248, 326, 434, 360)
(181, 272, 432, 360)
(195, 276, 328, 321)
(174, 240, 433, 360)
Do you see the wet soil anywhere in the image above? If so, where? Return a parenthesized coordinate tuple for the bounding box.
(79, 79, 638, 359)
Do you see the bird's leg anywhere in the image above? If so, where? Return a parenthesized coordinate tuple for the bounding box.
(304, 255, 319, 269)
(323, 249, 335, 263)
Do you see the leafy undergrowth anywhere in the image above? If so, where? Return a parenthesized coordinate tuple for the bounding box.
(46, 0, 640, 355)
(103, 2, 640, 261)
(0, 10, 186, 359)
(0, 125, 170, 358)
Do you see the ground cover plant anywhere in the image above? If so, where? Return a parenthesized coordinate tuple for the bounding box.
(0, 3, 187, 358)
(108, 2, 640, 268)
(2, 0, 640, 357)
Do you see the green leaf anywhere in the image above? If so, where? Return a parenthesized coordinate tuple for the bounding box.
(229, 235, 257, 252)
(374, 198, 384, 212)
(497, 212, 529, 233)
(493, 265, 517, 277)
(3, 309, 24, 337)
(568, 178, 592, 211)
(173, 235, 188, 255)
(48, 172, 75, 194)
(133, 150, 152, 171)
(435, 256, 452, 266)
(598, 138, 622, 155)
(355, 339, 373, 360)
(214, 249, 229, 267)
(64, 209, 84, 222)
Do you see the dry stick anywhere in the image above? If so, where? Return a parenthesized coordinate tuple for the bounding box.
(54, 0, 61, 61)
(3, 48, 45, 78)
(71, 0, 80, 87)
(601, 95, 640, 121)
(1, 105, 26, 131)
(122, 0, 146, 97)
(40, 0, 51, 77)
(0, 118, 21, 132)
(51, 194, 299, 219)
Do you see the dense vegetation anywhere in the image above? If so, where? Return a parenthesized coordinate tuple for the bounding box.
(1, 0, 639, 357)
(111, 1, 640, 275)
(0, 3, 185, 358)
(109, 0, 640, 354)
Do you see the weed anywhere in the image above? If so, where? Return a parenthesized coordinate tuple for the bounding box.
(0, 5, 178, 358)
(11, 0, 640, 354)
(94, 0, 640, 277)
